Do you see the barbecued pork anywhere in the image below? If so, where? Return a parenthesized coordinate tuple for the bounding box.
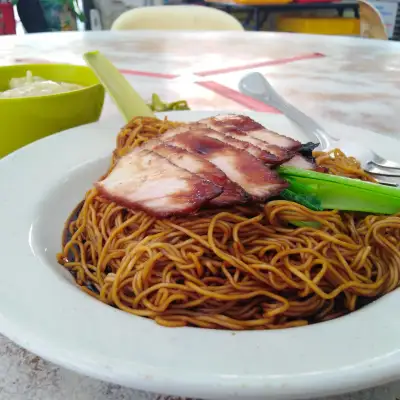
(138, 125, 249, 206)
(205, 115, 301, 150)
(97, 114, 309, 216)
(160, 132, 248, 206)
(96, 148, 222, 217)
(282, 154, 317, 170)
(199, 116, 298, 164)
(152, 143, 227, 188)
(167, 132, 288, 202)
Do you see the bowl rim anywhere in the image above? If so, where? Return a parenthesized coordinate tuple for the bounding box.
(0, 63, 103, 102)
(1, 110, 400, 400)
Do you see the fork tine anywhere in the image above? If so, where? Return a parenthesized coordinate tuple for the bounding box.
(366, 163, 400, 177)
(372, 154, 400, 170)
(375, 179, 399, 187)
(369, 173, 399, 187)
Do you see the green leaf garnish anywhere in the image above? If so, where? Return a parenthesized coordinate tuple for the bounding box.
(289, 220, 322, 229)
(281, 189, 322, 211)
(148, 94, 190, 112)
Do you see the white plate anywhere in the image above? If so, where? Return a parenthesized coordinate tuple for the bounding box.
(1, 110, 400, 400)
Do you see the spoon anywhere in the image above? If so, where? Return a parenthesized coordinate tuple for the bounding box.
(239, 72, 335, 151)
(239, 72, 399, 187)
(83, 50, 155, 121)
(239, 73, 400, 168)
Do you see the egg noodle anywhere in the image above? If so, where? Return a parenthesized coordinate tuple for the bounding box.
(57, 117, 400, 330)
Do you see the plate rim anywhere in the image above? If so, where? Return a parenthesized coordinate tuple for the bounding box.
(1, 110, 400, 400)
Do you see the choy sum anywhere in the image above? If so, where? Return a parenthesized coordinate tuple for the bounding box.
(278, 167, 400, 215)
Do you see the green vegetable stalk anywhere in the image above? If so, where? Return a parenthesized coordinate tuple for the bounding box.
(278, 167, 400, 215)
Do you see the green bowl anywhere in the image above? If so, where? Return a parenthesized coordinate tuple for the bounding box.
(0, 64, 105, 158)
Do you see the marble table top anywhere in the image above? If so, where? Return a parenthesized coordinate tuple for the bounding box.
(1, 30, 400, 400)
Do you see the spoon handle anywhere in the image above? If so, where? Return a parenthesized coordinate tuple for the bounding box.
(239, 72, 335, 150)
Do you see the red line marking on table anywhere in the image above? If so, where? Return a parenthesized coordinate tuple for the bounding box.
(197, 81, 280, 113)
(195, 53, 325, 77)
(119, 69, 179, 79)
(14, 60, 178, 79)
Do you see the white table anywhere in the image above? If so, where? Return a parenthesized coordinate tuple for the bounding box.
(1, 30, 400, 400)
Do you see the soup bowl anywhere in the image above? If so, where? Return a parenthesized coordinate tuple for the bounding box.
(0, 64, 105, 158)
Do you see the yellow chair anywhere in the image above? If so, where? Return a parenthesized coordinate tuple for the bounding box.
(111, 5, 244, 31)
(358, 0, 388, 39)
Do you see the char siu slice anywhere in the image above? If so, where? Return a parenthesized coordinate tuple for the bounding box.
(167, 132, 288, 202)
(96, 148, 221, 217)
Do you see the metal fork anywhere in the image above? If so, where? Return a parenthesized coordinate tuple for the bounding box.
(239, 72, 400, 187)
